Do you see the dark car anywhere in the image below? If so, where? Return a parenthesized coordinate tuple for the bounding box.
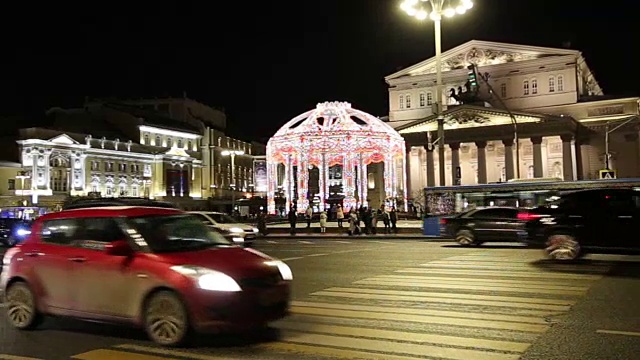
(520, 188, 640, 260)
(442, 206, 531, 246)
(0, 219, 33, 247)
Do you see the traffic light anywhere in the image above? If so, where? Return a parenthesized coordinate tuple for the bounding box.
(467, 64, 478, 88)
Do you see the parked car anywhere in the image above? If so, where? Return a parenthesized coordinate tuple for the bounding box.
(189, 211, 259, 247)
(520, 188, 640, 260)
(0, 219, 33, 247)
(441, 206, 531, 246)
(1, 206, 292, 346)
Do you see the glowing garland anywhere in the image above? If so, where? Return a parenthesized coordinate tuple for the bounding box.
(267, 102, 408, 213)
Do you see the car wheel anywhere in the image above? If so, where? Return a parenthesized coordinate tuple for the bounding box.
(144, 291, 190, 346)
(545, 234, 581, 261)
(5, 282, 42, 330)
(456, 229, 475, 246)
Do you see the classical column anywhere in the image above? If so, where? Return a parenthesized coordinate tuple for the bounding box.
(531, 137, 544, 178)
(476, 141, 487, 184)
(425, 145, 435, 187)
(502, 139, 515, 181)
(296, 154, 309, 211)
(561, 135, 575, 181)
(342, 154, 356, 211)
(358, 153, 368, 207)
(450, 143, 460, 185)
(285, 154, 293, 208)
(401, 150, 408, 211)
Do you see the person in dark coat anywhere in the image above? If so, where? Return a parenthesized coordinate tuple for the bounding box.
(390, 206, 398, 233)
(288, 207, 297, 235)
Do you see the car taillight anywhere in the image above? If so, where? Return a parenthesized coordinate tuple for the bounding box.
(439, 218, 447, 225)
(517, 212, 542, 221)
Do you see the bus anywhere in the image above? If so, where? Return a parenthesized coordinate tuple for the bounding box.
(423, 178, 640, 216)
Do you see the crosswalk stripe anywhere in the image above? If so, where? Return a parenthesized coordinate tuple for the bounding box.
(313, 289, 571, 311)
(420, 262, 610, 273)
(272, 332, 521, 360)
(72, 349, 175, 360)
(290, 301, 548, 324)
(317, 286, 575, 306)
(0, 355, 42, 360)
(354, 279, 586, 295)
(113, 345, 237, 360)
(397, 268, 604, 280)
(261, 342, 427, 360)
(376, 274, 594, 288)
(289, 306, 548, 332)
(370, 240, 394, 244)
(277, 321, 531, 352)
(334, 241, 351, 243)
(266, 240, 277, 243)
(298, 240, 314, 244)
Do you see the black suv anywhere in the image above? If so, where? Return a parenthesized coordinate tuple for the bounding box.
(0, 218, 33, 246)
(520, 188, 640, 260)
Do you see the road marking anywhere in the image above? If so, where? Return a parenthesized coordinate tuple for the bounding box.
(72, 349, 175, 360)
(397, 268, 604, 280)
(354, 279, 586, 295)
(0, 355, 42, 360)
(370, 240, 394, 244)
(376, 274, 593, 288)
(420, 262, 610, 274)
(278, 320, 531, 352)
(334, 241, 351, 243)
(113, 345, 241, 360)
(289, 305, 548, 332)
(265, 240, 277, 243)
(291, 300, 548, 324)
(312, 288, 572, 311)
(281, 256, 304, 261)
(596, 329, 640, 337)
(261, 342, 427, 360)
(267, 332, 521, 360)
(298, 240, 314, 244)
(306, 253, 329, 257)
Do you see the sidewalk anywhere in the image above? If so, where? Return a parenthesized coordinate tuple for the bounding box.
(262, 232, 451, 241)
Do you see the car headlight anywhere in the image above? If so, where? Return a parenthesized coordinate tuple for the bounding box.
(170, 265, 241, 292)
(228, 227, 244, 233)
(265, 260, 293, 281)
(15, 228, 31, 237)
(232, 237, 244, 243)
(252, 228, 259, 233)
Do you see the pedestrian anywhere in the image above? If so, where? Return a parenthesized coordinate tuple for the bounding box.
(336, 205, 344, 227)
(319, 210, 328, 233)
(288, 207, 297, 235)
(390, 206, 398, 233)
(305, 206, 313, 228)
(348, 210, 359, 236)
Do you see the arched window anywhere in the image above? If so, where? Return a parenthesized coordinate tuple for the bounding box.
(405, 94, 412, 108)
(527, 165, 535, 179)
(426, 92, 433, 106)
(419, 93, 426, 107)
(500, 167, 506, 182)
(531, 78, 538, 94)
(557, 75, 564, 92)
(177, 139, 183, 148)
(399, 95, 405, 109)
(167, 138, 173, 148)
(551, 161, 562, 178)
(523, 80, 530, 95)
(143, 134, 149, 144)
(155, 135, 161, 146)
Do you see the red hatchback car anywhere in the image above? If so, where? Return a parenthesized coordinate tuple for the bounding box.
(1, 206, 292, 346)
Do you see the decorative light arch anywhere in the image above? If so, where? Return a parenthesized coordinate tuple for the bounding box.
(266, 101, 407, 213)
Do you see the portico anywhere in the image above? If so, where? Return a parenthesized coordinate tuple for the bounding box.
(399, 105, 586, 192)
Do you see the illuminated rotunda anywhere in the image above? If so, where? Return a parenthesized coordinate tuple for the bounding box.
(266, 102, 407, 214)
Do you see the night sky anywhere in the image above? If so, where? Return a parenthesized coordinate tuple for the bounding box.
(2, 0, 638, 143)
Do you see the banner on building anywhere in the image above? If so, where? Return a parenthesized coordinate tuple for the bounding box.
(254, 160, 267, 192)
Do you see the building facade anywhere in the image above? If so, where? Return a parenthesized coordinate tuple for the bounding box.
(384, 40, 640, 200)
(3, 98, 265, 210)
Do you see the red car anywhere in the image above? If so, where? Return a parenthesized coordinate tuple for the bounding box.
(1, 206, 292, 346)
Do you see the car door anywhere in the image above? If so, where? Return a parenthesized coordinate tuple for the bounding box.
(468, 208, 515, 241)
(603, 191, 637, 250)
(68, 217, 140, 318)
(30, 218, 81, 310)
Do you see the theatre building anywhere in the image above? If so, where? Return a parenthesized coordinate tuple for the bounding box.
(384, 40, 640, 199)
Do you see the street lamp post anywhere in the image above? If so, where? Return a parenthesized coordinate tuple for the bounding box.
(400, 0, 474, 186)
(221, 150, 244, 215)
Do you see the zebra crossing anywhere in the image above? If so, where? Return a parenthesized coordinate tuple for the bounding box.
(50, 250, 608, 360)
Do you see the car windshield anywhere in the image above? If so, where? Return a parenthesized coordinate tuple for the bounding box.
(126, 214, 231, 253)
(208, 213, 237, 224)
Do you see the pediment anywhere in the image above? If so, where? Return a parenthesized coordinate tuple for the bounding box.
(48, 134, 79, 145)
(164, 147, 190, 157)
(386, 40, 579, 80)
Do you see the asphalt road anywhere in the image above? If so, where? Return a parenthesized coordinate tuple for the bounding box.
(1, 239, 639, 360)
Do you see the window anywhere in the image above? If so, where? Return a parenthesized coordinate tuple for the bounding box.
(91, 184, 99, 193)
(426, 92, 433, 106)
(167, 138, 173, 148)
(131, 186, 138, 197)
(118, 163, 127, 172)
(106, 185, 114, 196)
(91, 161, 99, 171)
(106, 162, 114, 172)
(500, 83, 507, 98)
(523, 80, 529, 95)
(399, 95, 404, 109)
(405, 94, 411, 108)
(419, 93, 426, 107)
(155, 135, 161, 146)
(527, 165, 534, 179)
(469, 208, 518, 219)
(41, 218, 80, 245)
(8, 179, 15, 190)
(119, 184, 127, 196)
(557, 75, 564, 92)
(551, 162, 562, 178)
(143, 134, 149, 144)
(77, 217, 127, 246)
(194, 213, 214, 226)
(549, 76, 555, 93)
(188, 141, 193, 150)
(177, 139, 183, 148)
(531, 79, 538, 95)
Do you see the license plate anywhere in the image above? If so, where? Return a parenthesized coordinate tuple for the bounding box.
(259, 289, 285, 306)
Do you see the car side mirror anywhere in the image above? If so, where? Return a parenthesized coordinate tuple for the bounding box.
(105, 240, 134, 256)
